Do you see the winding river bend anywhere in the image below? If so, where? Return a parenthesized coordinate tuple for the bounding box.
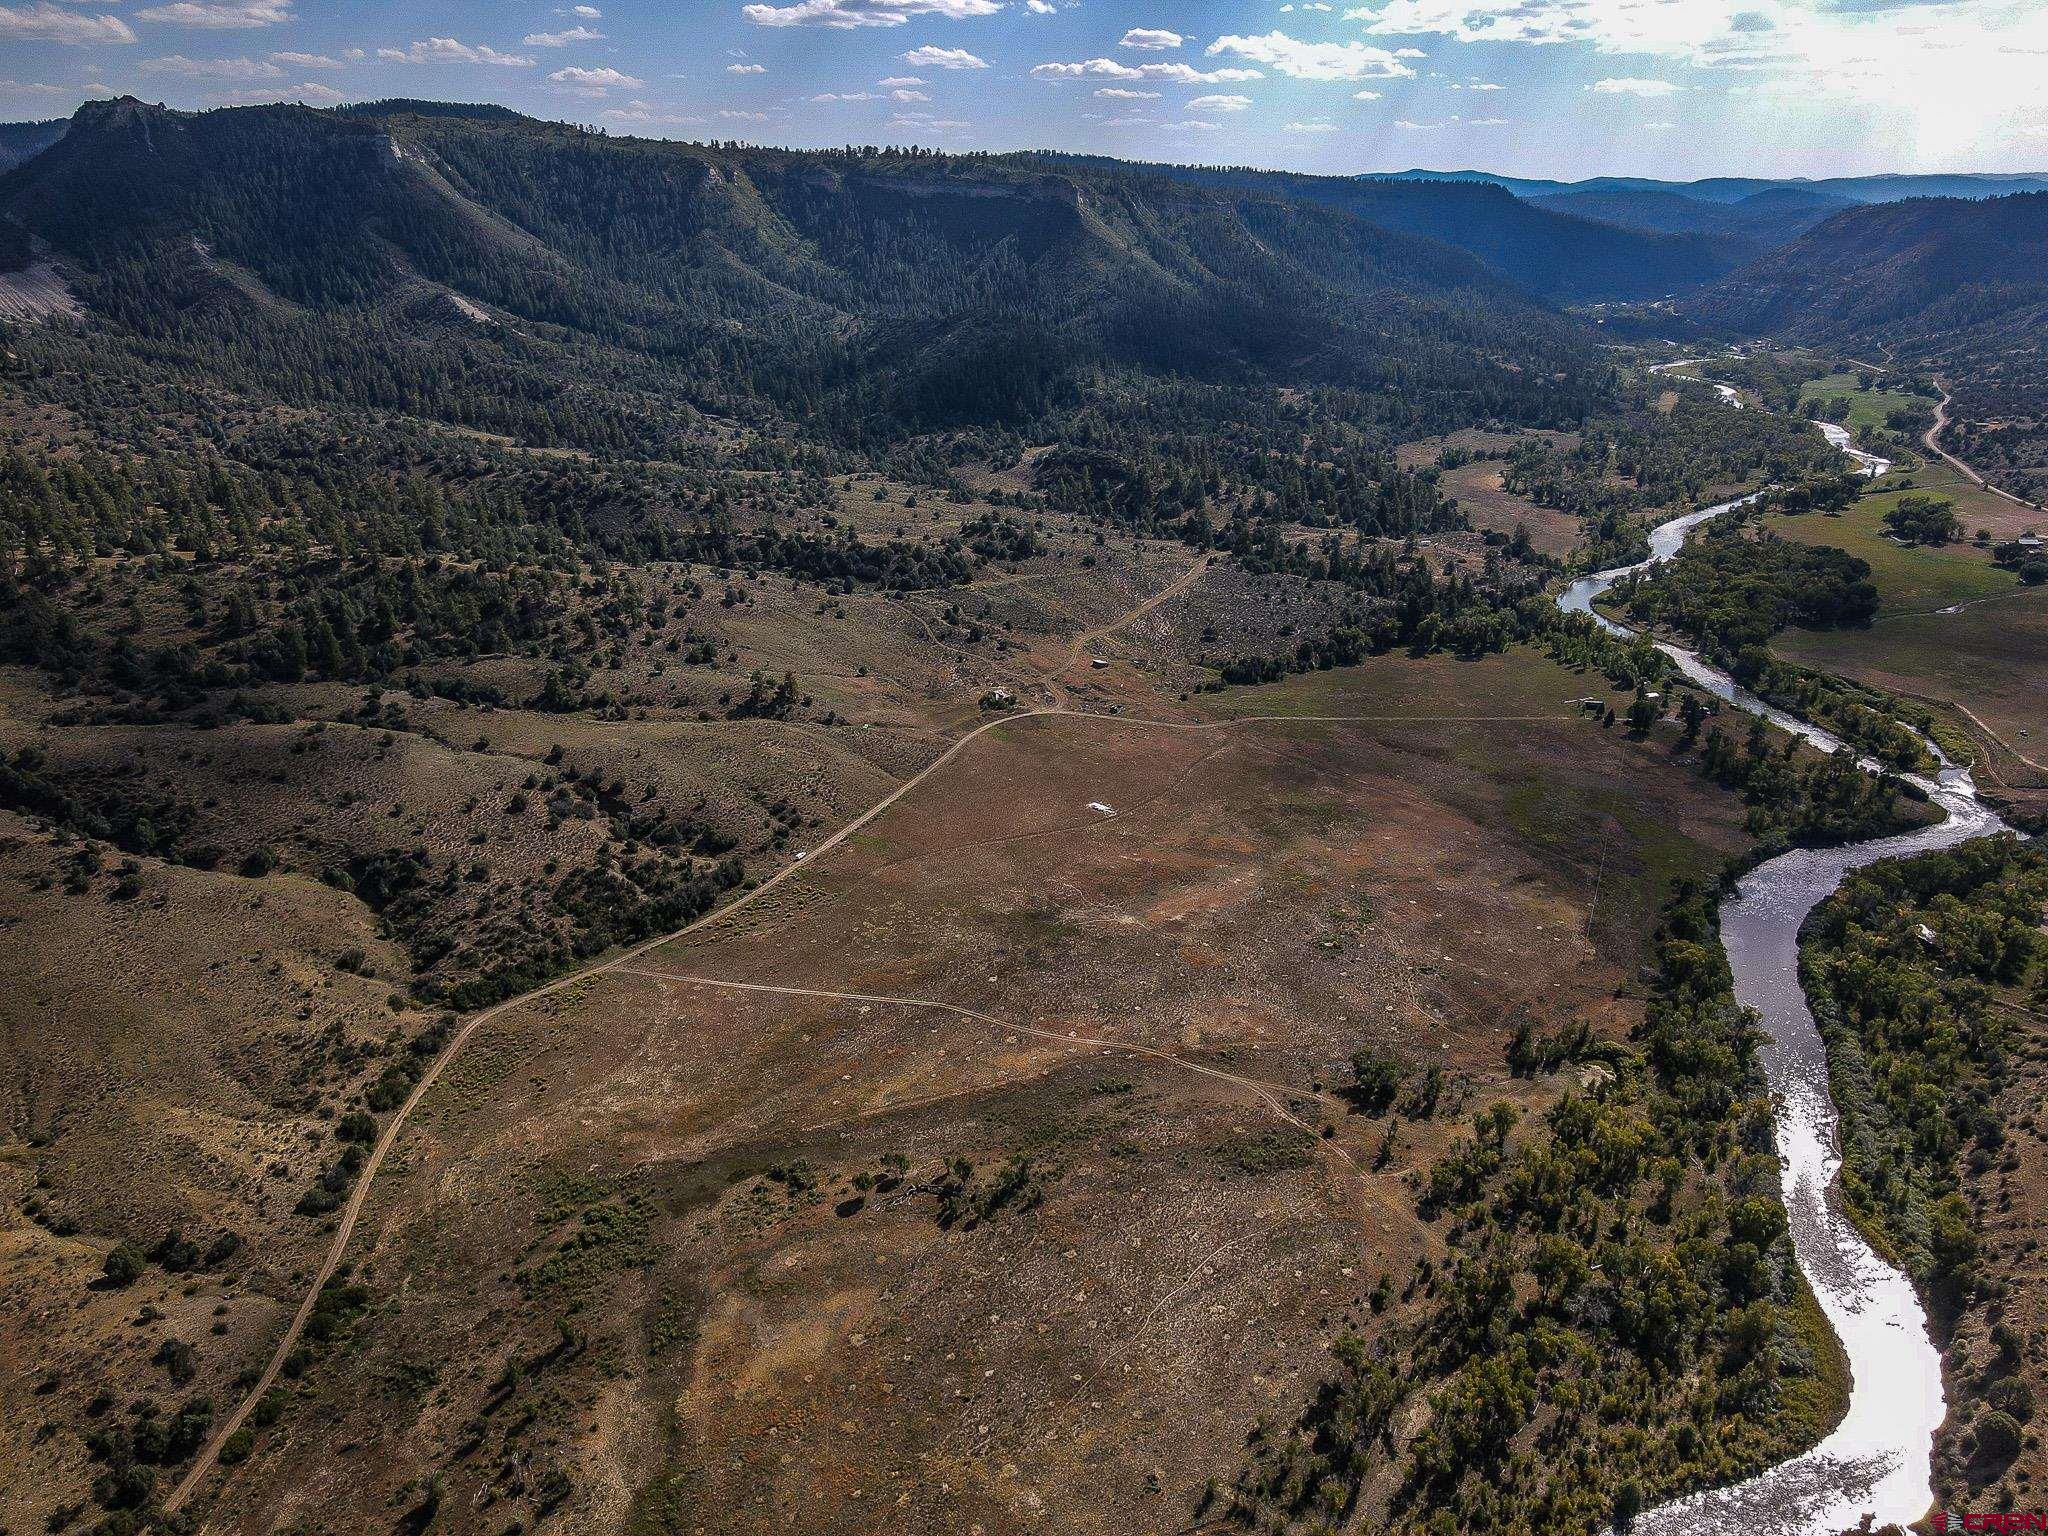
(1559, 406, 2007, 1533)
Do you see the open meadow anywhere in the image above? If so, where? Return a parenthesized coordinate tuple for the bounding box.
(1765, 473, 2048, 801)
(166, 645, 1757, 1536)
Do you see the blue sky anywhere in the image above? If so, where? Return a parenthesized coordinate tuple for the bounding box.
(2, 0, 2045, 179)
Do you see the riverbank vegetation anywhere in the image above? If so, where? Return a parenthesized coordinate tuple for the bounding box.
(1802, 836, 2048, 1506)
(1231, 876, 1849, 1533)
(1500, 389, 1849, 571)
(1686, 352, 1939, 461)
(1610, 510, 1947, 771)
(1613, 517, 1879, 653)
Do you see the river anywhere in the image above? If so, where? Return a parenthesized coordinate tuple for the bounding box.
(1558, 398, 2007, 1533)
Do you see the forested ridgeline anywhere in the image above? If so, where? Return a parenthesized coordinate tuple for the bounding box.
(1696, 192, 2048, 351)
(1691, 192, 2048, 507)
(0, 98, 1604, 450)
(0, 96, 1656, 712)
(1801, 837, 2048, 1507)
(1027, 152, 1747, 303)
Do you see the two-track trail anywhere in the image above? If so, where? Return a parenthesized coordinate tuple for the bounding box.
(165, 566, 1565, 1517)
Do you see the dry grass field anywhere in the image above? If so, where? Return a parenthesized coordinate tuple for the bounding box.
(147, 647, 1755, 1536)
(0, 519, 1240, 1533)
(0, 370, 1976, 1532)
(1396, 429, 1586, 559)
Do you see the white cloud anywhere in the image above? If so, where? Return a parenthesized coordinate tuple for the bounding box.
(890, 86, 930, 99)
(902, 44, 988, 68)
(1394, 112, 1507, 128)
(1186, 92, 1252, 111)
(811, 89, 882, 100)
(380, 39, 535, 67)
(140, 54, 282, 78)
(1172, 118, 1219, 128)
(272, 50, 342, 69)
(216, 80, 344, 105)
(726, 62, 766, 73)
(134, 0, 294, 26)
(1338, 0, 2048, 159)
(1206, 31, 1416, 81)
(1340, 0, 1817, 71)
(550, 65, 643, 89)
(742, 0, 999, 27)
(1095, 86, 1160, 98)
(1120, 27, 1183, 50)
(1027, 0, 1055, 11)
(1286, 119, 1340, 131)
(878, 74, 925, 85)
(0, 3, 136, 44)
(1032, 58, 1263, 83)
(1349, 0, 1641, 48)
(889, 109, 971, 129)
(1587, 76, 1683, 96)
(1352, 89, 1381, 99)
(525, 26, 605, 46)
(604, 99, 707, 127)
(575, 5, 602, 15)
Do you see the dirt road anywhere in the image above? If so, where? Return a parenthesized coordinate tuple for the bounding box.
(1048, 554, 1211, 687)
(168, 688, 1577, 1514)
(161, 700, 1071, 1514)
(615, 968, 1354, 1164)
(1925, 385, 2040, 512)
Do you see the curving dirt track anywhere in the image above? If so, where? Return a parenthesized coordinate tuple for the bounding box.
(163, 552, 1580, 1517)
(1925, 384, 2040, 512)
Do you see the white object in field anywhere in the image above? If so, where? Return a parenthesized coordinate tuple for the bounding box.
(1086, 802, 1113, 814)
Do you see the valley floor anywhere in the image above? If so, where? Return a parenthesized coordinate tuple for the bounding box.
(158, 646, 1755, 1536)
(4, 518, 1768, 1535)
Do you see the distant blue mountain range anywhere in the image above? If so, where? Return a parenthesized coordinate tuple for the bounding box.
(1383, 167, 2048, 205)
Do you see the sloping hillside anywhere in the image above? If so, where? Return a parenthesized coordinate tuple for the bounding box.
(1035, 153, 1744, 301)
(0, 99, 1603, 443)
(1530, 185, 1852, 251)
(1698, 192, 2048, 346)
(0, 119, 65, 174)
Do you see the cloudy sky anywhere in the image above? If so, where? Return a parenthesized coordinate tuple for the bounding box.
(2, 0, 2044, 179)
